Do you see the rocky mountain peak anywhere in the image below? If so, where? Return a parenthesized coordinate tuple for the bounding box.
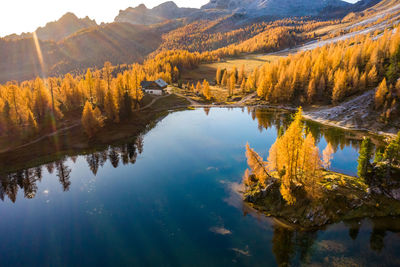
(155, 1, 179, 10)
(115, 2, 196, 25)
(202, 0, 351, 16)
(136, 4, 148, 10)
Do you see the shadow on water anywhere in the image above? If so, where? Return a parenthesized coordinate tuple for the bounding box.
(0, 135, 144, 202)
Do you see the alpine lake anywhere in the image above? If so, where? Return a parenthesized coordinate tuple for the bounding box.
(1, 108, 399, 266)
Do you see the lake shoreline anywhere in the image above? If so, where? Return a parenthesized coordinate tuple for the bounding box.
(173, 90, 398, 139)
(0, 94, 190, 174)
(0, 94, 396, 174)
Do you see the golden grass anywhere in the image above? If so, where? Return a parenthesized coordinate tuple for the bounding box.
(172, 83, 248, 103)
(320, 171, 368, 191)
(182, 54, 281, 81)
(313, 23, 349, 35)
(210, 86, 246, 102)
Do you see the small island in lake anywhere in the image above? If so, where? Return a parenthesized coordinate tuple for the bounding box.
(243, 108, 400, 228)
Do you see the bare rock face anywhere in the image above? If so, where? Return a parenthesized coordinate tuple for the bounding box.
(202, 0, 350, 17)
(202, 0, 254, 10)
(390, 188, 400, 201)
(115, 1, 197, 25)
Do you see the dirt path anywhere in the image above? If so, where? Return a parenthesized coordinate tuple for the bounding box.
(139, 94, 171, 110)
(173, 92, 203, 106)
(237, 92, 257, 104)
(0, 121, 81, 154)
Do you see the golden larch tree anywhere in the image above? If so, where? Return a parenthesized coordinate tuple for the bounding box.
(203, 80, 211, 100)
(265, 107, 322, 203)
(195, 81, 202, 93)
(85, 69, 95, 103)
(81, 101, 105, 138)
(216, 67, 223, 85)
(221, 71, 228, 87)
(104, 88, 119, 123)
(375, 78, 389, 109)
(229, 73, 236, 96)
(245, 143, 271, 186)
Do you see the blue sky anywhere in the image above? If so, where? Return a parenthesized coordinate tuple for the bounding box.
(0, 0, 360, 37)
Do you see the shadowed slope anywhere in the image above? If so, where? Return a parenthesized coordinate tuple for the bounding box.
(0, 23, 162, 82)
(4, 12, 97, 42)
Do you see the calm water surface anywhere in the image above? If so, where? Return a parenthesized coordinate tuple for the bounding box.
(0, 108, 399, 266)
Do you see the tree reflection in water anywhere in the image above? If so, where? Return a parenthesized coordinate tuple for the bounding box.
(56, 159, 71, 192)
(269, 217, 400, 266)
(249, 107, 369, 153)
(0, 134, 144, 203)
(271, 224, 317, 267)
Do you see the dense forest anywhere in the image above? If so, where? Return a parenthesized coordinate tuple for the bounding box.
(0, 63, 144, 138)
(253, 26, 400, 121)
(157, 17, 336, 54)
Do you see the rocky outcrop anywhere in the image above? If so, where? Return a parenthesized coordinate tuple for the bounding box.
(202, 0, 253, 10)
(115, 2, 197, 25)
(244, 174, 400, 229)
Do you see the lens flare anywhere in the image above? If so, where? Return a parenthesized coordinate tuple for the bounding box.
(32, 31, 46, 79)
(33, 31, 59, 144)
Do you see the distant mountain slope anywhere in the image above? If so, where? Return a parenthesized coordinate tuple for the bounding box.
(115, 2, 197, 25)
(0, 23, 162, 82)
(362, 0, 400, 12)
(57, 23, 162, 72)
(201, 0, 351, 16)
(4, 13, 97, 42)
(0, 38, 62, 82)
(352, 0, 381, 11)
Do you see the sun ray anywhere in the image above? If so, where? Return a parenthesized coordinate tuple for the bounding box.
(33, 31, 59, 143)
(32, 31, 46, 79)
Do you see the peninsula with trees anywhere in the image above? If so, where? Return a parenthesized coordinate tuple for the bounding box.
(243, 108, 400, 228)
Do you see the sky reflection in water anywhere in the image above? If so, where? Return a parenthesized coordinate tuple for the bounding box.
(0, 108, 399, 266)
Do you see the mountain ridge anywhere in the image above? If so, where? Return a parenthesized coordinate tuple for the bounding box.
(4, 12, 97, 42)
(114, 1, 197, 25)
(201, 0, 351, 16)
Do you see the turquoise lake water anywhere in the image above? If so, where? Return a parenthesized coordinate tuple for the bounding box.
(0, 108, 399, 266)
